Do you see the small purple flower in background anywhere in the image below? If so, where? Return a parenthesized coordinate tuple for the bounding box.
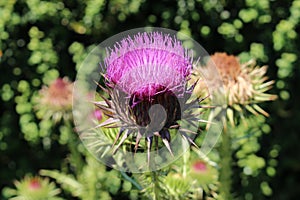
(95, 32, 203, 164)
(93, 109, 103, 121)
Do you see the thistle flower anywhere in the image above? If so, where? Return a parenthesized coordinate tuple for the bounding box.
(193, 53, 277, 125)
(191, 160, 207, 173)
(36, 77, 73, 122)
(28, 178, 42, 191)
(95, 32, 203, 165)
(9, 176, 61, 200)
(190, 160, 217, 185)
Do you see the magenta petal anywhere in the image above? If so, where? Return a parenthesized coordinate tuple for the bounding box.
(105, 32, 193, 99)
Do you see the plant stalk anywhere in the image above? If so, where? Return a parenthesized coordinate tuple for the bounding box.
(219, 123, 233, 200)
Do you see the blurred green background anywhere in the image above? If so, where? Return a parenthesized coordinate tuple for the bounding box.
(0, 0, 299, 199)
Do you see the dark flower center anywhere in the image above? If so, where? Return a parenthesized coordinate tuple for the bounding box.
(129, 85, 181, 129)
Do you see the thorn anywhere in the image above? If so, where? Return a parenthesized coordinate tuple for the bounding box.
(180, 131, 199, 149)
(93, 80, 109, 94)
(92, 101, 115, 115)
(159, 129, 171, 142)
(184, 98, 199, 110)
(169, 124, 180, 129)
(200, 94, 210, 102)
(97, 93, 112, 108)
(198, 119, 215, 124)
(185, 119, 199, 130)
(94, 118, 120, 129)
(92, 100, 108, 107)
(112, 127, 125, 148)
(134, 131, 143, 154)
(187, 77, 198, 91)
(200, 105, 216, 109)
(179, 127, 198, 135)
(154, 135, 159, 153)
(146, 136, 153, 167)
(112, 129, 130, 154)
(162, 139, 174, 157)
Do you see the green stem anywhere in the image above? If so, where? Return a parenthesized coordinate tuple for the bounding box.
(65, 120, 84, 174)
(152, 171, 160, 200)
(121, 171, 143, 190)
(219, 124, 233, 200)
(182, 151, 188, 178)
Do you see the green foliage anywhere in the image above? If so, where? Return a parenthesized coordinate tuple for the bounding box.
(39, 155, 124, 200)
(2, 175, 62, 200)
(1, 0, 299, 199)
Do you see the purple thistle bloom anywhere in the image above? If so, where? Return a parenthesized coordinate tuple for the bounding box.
(105, 32, 193, 100)
(96, 31, 201, 167)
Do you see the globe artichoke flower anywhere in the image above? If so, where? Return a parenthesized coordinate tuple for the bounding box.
(95, 32, 204, 166)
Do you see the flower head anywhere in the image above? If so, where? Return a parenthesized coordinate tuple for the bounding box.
(191, 160, 208, 173)
(28, 177, 42, 191)
(95, 32, 202, 166)
(9, 176, 61, 200)
(36, 77, 73, 122)
(189, 160, 217, 185)
(210, 53, 276, 106)
(40, 78, 73, 110)
(208, 53, 241, 84)
(192, 52, 277, 125)
(105, 32, 192, 100)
